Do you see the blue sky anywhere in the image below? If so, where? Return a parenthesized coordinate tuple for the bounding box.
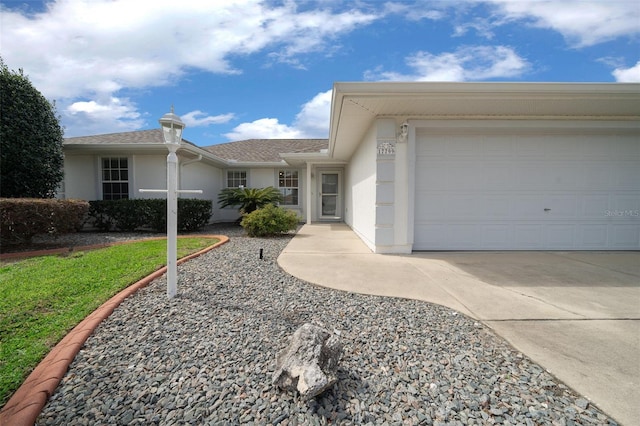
(1, 0, 638, 146)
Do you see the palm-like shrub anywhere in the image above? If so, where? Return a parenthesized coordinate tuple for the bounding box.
(217, 186, 283, 215)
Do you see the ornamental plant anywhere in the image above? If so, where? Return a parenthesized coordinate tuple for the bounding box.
(217, 186, 283, 215)
(240, 204, 299, 237)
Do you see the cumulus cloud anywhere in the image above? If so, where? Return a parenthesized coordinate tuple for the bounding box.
(224, 89, 332, 140)
(0, 0, 378, 134)
(63, 97, 145, 136)
(484, 0, 640, 47)
(613, 61, 640, 82)
(366, 45, 529, 81)
(223, 118, 303, 140)
(182, 111, 235, 127)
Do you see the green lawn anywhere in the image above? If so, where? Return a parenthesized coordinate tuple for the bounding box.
(0, 237, 218, 407)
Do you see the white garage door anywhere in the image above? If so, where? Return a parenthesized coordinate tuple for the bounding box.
(414, 128, 640, 250)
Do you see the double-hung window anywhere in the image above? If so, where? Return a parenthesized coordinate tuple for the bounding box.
(227, 170, 247, 188)
(278, 170, 298, 205)
(101, 157, 129, 200)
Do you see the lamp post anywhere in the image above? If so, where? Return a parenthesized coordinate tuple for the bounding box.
(159, 107, 185, 299)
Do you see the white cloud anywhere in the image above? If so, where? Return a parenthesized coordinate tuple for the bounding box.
(366, 45, 529, 81)
(63, 97, 145, 136)
(613, 61, 640, 82)
(182, 111, 235, 127)
(484, 0, 640, 47)
(292, 90, 332, 137)
(0, 0, 379, 134)
(223, 89, 332, 140)
(224, 118, 303, 140)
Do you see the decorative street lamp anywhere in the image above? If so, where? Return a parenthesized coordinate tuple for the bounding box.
(140, 107, 201, 299)
(158, 107, 185, 299)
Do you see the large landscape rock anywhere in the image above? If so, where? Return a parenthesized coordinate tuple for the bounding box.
(272, 323, 342, 400)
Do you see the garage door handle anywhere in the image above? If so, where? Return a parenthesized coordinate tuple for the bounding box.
(544, 208, 551, 212)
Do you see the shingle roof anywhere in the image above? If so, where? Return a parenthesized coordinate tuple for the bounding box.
(64, 131, 328, 164)
(203, 139, 328, 163)
(64, 129, 197, 147)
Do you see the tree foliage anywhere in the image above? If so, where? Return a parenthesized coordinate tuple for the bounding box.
(0, 57, 64, 198)
(217, 186, 283, 215)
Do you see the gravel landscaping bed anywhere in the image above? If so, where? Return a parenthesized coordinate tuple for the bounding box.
(36, 224, 617, 425)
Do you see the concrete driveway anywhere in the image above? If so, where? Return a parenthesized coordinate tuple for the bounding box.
(278, 224, 640, 426)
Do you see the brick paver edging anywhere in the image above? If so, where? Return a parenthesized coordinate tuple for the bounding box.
(0, 235, 229, 426)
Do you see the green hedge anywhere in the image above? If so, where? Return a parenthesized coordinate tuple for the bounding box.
(87, 198, 212, 232)
(0, 198, 89, 244)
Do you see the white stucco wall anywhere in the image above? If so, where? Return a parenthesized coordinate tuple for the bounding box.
(62, 155, 97, 200)
(134, 155, 167, 199)
(345, 123, 377, 250)
(216, 167, 305, 222)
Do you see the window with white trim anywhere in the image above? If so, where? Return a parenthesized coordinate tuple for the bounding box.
(101, 157, 129, 200)
(226, 170, 247, 188)
(278, 170, 298, 205)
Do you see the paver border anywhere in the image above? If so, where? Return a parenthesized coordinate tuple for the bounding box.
(0, 235, 229, 426)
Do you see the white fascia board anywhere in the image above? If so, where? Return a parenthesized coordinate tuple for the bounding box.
(225, 161, 289, 168)
(332, 81, 640, 96)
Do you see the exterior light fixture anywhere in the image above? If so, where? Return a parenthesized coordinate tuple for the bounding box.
(398, 121, 409, 142)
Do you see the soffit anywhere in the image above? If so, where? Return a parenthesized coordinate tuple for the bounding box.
(329, 82, 640, 161)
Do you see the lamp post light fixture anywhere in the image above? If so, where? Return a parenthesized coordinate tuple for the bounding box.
(159, 107, 185, 299)
(139, 107, 201, 299)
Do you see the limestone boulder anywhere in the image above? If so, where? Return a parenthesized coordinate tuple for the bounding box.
(272, 323, 342, 400)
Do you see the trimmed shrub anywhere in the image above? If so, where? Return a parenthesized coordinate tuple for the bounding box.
(87, 198, 212, 232)
(178, 199, 213, 231)
(240, 204, 299, 237)
(0, 198, 89, 244)
(86, 200, 113, 231)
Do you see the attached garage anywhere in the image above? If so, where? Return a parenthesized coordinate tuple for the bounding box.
(413, 121, 640, 250)
(331, 82, 640, 253)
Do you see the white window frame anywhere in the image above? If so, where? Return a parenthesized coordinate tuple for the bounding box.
(277, 169, 299, 206)
(100, 156, 130, 200)
(226, 170, 247, 188)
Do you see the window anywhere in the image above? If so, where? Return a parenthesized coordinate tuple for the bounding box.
(101, 157, 129, 200)
(278, 170, 298, 205)
(227, 170, 247, 188)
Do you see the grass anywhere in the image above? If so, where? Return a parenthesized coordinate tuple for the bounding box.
(0, 236, 219, 407)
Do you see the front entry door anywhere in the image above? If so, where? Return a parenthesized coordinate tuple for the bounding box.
(319, 172, 340, 219)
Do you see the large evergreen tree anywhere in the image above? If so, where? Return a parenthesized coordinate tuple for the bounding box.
(0, 57, 64, 198)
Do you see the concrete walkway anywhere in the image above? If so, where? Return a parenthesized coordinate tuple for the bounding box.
(278, 224, 640, 426)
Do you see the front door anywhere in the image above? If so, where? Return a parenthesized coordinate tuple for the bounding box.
(319, 172, 341, 220)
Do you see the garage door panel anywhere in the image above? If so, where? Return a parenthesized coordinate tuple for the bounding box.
(609, 138, 640, 159)
(582, 195, 611, 217)
(414, 131, 640, 250)
(546, 195, 579, 217)
(615, 165, 640, 188)
(579, 225, 609, 247)
(513, 225, 545, 248)
(545, 225, 576, 248)
(611, 225, 640, 247)
(584, 165, 615, 188)
(482, 165, 514, 188)
(482, 225, 511, 248)
(612, 195, 640, 212)
(481, 139, 513, 158)
(415, 192, 445, 216)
